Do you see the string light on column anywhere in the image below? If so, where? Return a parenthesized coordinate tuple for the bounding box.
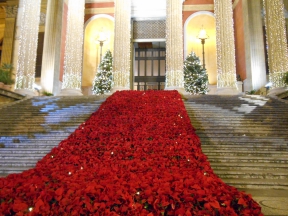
(15, 0, 41, 90)
(214, 0, 237, 89)
(165, 0, 184, 88)
(62, 0, 85, 90)
(112, 0, 131, 89)
(263, 0, 288, 88)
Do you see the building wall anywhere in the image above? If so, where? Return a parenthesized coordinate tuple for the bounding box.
(183, 0, 213, 25)
(85, 2, 114, 23)
(233, 0, 246, 81)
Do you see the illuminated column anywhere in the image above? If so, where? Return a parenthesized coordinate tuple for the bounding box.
(263, 0, 288, 89)
(165, 0, 185, 93)
(15, 0, 41, 96)
(214, 0, 238, 93)
(59, 0, 85, 96)
(1, 4, 18, 65)
(111, 0, 131, 91)
(242, 0, 267, 92)
(41, 0, 62, 94)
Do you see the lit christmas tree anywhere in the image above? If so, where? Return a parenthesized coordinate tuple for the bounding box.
(184, 52, 209, 94)
(92, 50, 113, 95)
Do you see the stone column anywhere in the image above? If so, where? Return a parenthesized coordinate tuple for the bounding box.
(58, 0, 85, 96)
(263, 0, 288, 89)
(242, 0, 267, 92)
(111, 0, 131, 92)
(14, 0, 41, 96)
(1, 4, 18, 65)
(41, 0, 63, 95)
(214, 0, 238, 94)
(165, 0, 185, 93)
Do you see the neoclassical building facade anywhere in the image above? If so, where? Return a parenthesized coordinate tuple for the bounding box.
(0, 0, 287, 96)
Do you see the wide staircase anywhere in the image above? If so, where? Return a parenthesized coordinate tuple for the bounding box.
(0, 95, 106, 177)
(0, 93, 287, 214)
(184, 95, 288, 190)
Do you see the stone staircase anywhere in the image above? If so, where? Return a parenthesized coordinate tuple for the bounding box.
(0, 95, 107, 177)
(1, 94, 288, 191)
(184, 95, 288, 190)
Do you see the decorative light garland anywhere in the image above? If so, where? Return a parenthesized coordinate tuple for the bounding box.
(263, 0, 288, 88)
(15, 0, 41, 90)
(166, 70, 184, 88)
(165, 0, 184, 88)
(62, 0, 85, 90)
(214, 0, 237, 89)
(112, 0, 131, 89)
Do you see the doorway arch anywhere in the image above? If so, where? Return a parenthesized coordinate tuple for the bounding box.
(82, 14, 114, 95)
(184, 11, 217, 85)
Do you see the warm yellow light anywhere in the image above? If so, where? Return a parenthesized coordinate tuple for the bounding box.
(198, 27, 209, 40)
(97, 30, 107, 43)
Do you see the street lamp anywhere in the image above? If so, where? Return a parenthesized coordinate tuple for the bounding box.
(198, 26, 209, 69)
(97, 30, 107, 62)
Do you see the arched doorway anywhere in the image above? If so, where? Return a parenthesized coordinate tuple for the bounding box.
(83, 14, 114, 95)
(184, 11, 217, 85)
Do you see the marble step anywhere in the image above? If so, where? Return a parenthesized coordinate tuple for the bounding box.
(0, 148, 52, 154)
(0, 138, 67, 143)
(0, 110, 98, 115)
(215, 170, 288, 180)
(204, 150, 288, 157)
(222, 178, 288, 190)
(0, 159, 41, 167)
(198, 137, 286, 142)
(206, 155, 288, 163)
(209, 162, 288, 170)
(0, 143, 60, 148)
(0, 154, 44, 159)
(0, 126, 89, 131)
(187, 111, 288, 116)
(202, 145, 288, 150)
(0, 135, 71, 140)
(0, 131, 74, 136)
(0, 166, 34, 175)
(191, 121, 287, 126)
(196, 131, 288, 136)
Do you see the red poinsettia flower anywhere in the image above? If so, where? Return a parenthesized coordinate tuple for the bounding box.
(0, 90, 263, 215)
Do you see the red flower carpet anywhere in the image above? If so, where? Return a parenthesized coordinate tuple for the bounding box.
(0, 91, 262, 215)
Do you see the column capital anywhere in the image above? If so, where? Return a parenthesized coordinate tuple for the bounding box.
(3, 5, 18, 18)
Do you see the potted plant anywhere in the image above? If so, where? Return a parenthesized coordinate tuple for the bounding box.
(0, 63, 14, 90)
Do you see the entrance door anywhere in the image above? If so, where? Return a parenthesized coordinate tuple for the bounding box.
(134, 46, 166, 90)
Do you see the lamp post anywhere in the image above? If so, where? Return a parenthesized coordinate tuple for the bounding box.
(97, 30, 107, 62)
(198, 26, 209, 69)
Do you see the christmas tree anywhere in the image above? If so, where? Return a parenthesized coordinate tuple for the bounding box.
(184, 52, 209, 94)
(92, 50, 113, 95)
